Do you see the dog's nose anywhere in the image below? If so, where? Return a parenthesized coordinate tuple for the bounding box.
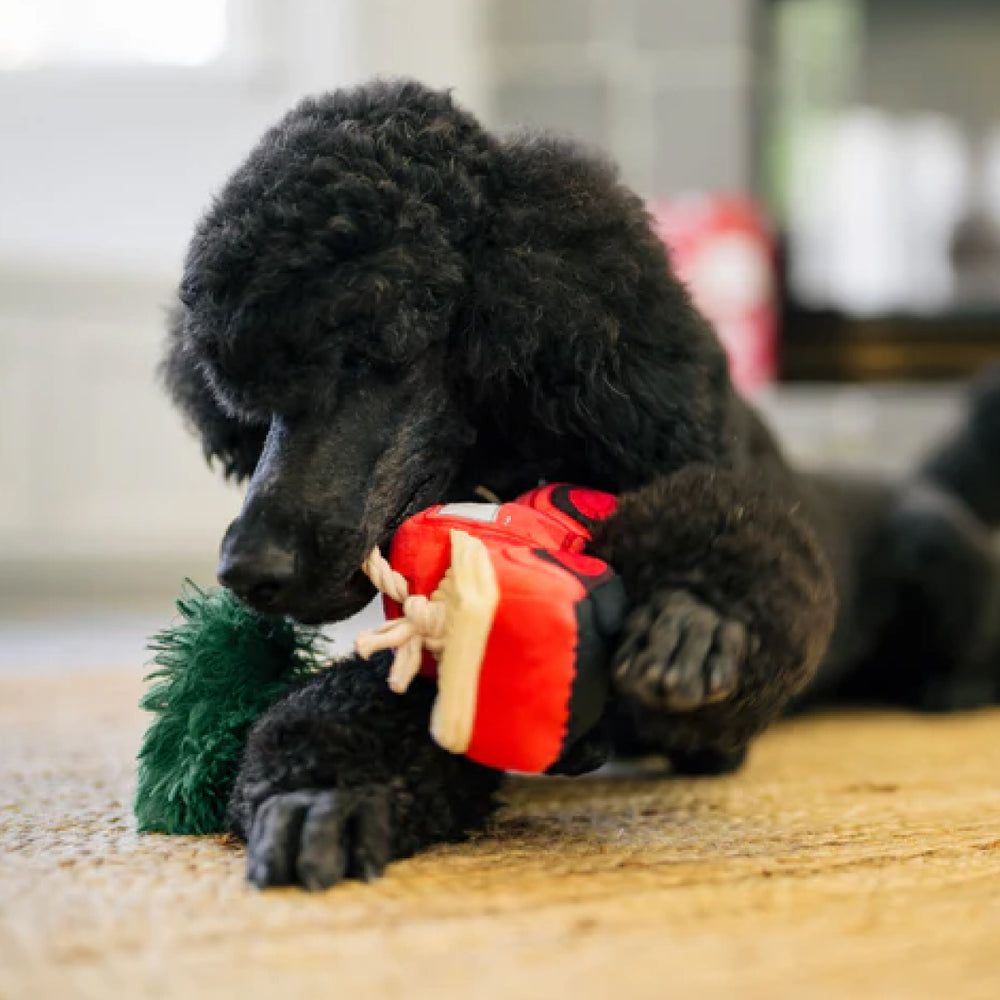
(217, 542, 296, 610)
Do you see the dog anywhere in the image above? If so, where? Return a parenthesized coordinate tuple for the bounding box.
(164, 79, 1000, 889)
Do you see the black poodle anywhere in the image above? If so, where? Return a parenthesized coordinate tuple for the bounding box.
(164, 79, 1000, 890)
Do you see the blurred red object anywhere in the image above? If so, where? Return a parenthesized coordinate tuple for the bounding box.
(649, 195, 778, 394)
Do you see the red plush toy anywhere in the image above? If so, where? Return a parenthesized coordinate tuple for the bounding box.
(356, 485, 626, 773)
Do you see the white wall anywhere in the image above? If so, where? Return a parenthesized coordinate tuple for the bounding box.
(0, 271, 241, 561)
(358, 0, 491, 118)
(0, 0, 489, 601)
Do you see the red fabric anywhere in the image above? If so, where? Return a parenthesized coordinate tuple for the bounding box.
(466, 544, 585, 772)
(566, 487, 618, 524)
(514, 483, 618, 543)
(383, 485, 618, 772)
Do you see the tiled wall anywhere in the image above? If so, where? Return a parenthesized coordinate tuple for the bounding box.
(485, 0, 758, 197)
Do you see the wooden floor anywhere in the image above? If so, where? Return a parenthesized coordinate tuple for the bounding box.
(1, 670, 998, 1000)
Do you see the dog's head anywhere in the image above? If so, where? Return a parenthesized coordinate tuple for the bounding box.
(169, 81, 489, 622)
(168, 80, 725, 623)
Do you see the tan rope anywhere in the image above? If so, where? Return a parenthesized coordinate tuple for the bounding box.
(359, 548, 409, 605)
(355, 529, 500, 753)
(474, 484, 502, 504)
(357, 547, 447, 694)
(355, 530, 501, 755)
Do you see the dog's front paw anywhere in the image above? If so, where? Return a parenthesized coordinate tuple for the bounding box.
(247, 785, 392, 890)
(613, 589, 748, 712)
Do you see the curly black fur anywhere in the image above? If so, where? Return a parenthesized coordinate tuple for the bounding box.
(590, 464, 836, 756)
(165, 79, 1000, 889)
(229, 653, 502, 888)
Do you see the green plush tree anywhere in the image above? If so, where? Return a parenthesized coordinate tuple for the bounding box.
(134, 583, 324, 835)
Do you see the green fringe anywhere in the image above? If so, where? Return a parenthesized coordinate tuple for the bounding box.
(134, 582, 324, 835)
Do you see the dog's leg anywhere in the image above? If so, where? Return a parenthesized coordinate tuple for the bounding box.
(589, 464, 836, 771)
(228, 653, 503, 890)
(852, 483, 1000, 710)
(921, 365, 1000, 529)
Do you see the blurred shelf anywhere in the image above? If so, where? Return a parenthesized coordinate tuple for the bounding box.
(780, 309, 1000, 382)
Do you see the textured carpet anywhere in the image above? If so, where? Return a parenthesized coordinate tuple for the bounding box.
(1, 670, 998, 1000)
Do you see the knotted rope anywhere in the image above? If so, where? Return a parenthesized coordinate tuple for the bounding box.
(356, 547, 447, 695)
(355, 529, 501, 754)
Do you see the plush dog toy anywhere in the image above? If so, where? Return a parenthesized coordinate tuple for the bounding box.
(134, 584, 325, 835)
(356, 484, 626, 773)
(135, 484, 624, 835)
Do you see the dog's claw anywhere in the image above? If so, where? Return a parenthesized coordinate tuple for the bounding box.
(613, 589, 747, 712)
(247, 786, 392, 890)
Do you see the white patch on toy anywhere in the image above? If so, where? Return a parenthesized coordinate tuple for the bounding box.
(432, 503, 501, 522)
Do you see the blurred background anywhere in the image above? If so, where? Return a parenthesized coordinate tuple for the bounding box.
(1, 0, 998, 668)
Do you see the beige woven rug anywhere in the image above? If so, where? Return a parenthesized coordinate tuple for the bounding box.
(1, 670, 998, 1000)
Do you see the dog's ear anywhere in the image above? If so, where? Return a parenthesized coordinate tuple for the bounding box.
(161, 303, 268, 482)
(464, 133, 730, 477)
(464, 134, 662, 382)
